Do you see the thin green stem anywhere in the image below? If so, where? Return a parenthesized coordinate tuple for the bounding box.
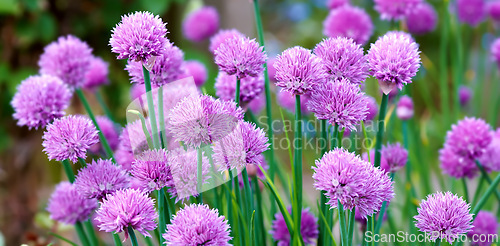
(474, 160, 500, 203)
(113, 233, 123, 246)
(235, 78, 241, 105)
(439, 0, 450, 127)
(142, 65, 160, 149)
(375, 172, 395, 236)
(434, 239, 442, 246)
(127, 227, 139, 246)
(95, 89, 114, 121)
(83, 220, 99, 246)
(472, 172, 500, 215)
(462, 178, 469, 202)
(348, 209, 355, 246)
(292, 95, 303, 245)
(74, 222, 91, 246)
(62, 160, 75, 183)
(452, 18, 464, 121)
(374, 94, 388, 167)
(242, 169, 254, 225)
(338, 200, 348, 246)
(158, 189, 166, 245)
(319, 120, 329, 246)
(252, 176, 266, 245)
(158, 87, 168, 148)
(197, 148, 203, 203)
(472, 177, 485, 206)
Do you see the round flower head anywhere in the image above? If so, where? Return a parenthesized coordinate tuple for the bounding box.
(459, 85, 472, 106)
(130, 149, 172, 193)
(267, 58, 277, 82)
(381, 142, 408, 172)
(215, 71, 265, 104)
(214, 36, 266, 79)
(312, 148, 394, 218)
(490, 38, 500, 68)
(314, 37, 369, 84)
(42, 115, 99, 163)
(365, 95, 378, 121)
(83, 56, 109, 90)
(478, 129, 500, 172)
(74, 159, 130, 200)
(47, 181, 98, 225)
(90, 116, 120, 154)
(323, 6, 374, 45)
(274, 46, 328, 95)
(184, 60, 208, 87)
(213, 121, 269, 172)
(270, 208, 319, 246)
(307, 78, 369, 131)
(396, 95, 414, 120)
(168, 148, 210, 202)
(276, 89, 311, 114)
(182, 6, 219, 42)
(110, 11, 169, 62)
(327, 0, 350, 9)
(367, 31, 421, 94)
(11, 75, 72, 129)
(406, 3, 438, 35)
(467, 211, 498, 246)
(443, 117, 492, 160)
(440, 145, 478, 179)
(168, 94, 244, 147)
(115, 145, 135, 171)
(489, 1, 500, 22)
(374, 0, 422, 20)
(39, 35, 93, 88)
(95, 188, 157, 239)
(457, 0, 486, 26)
(163, 204, 231, 245)
(209, 29, 244, 54)
(126, 44, 184, 87)
(414, 192, 473, 244)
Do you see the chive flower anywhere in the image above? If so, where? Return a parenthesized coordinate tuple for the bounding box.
(214, 36, 266, 79)
(182, 6, 219, 42)
(74, 159, 130, 200)
(215, 71, 264, 104)
(323, 5, 374, 45)
(270, 208, 319, 246)
(47, 181, 98, 225)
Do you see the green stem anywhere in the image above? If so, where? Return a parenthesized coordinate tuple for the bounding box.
(472, 177, 485, 206)
(462, 178, 469, 202)
(95, 89, 114, 121)
(127, 227, 139, 246)
(113, 233, 123, 246)
(158, 189, 166, 245)
(434, 239, 441, 246)
(374, 94, 388, 167)
(439, 0, 450, 127)
(235, 78, 241, 105)
(83, 220, 99, 246)
(338, 200, 348, 246)
(252, 176, 266, 245)
(197, 148, 203, 203)
(375, 172, 395, 235)
(242, 169, 254, 226)
(452, 17, 464, 121)
(62, 160, 75, 183)
(403, 121, 417, 237)
(158, 87, 168, 148)
(347, 209, 355, 246)
(472, 172, 500, 215)
(232, 173, 246, 245)
(319, 120, 329, 246)
(142, 65, 160, 149)
(292, 95, 303, 244)
(74, 222, 91, 246)
(474, 160, 500, 203)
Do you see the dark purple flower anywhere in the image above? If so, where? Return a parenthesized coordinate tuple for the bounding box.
(47, 181, 98, 224)
(381, 142, 408, 172)
(214, 36, 266, 79)
(11, 75, 72, 130)
(83, 56, 109, 90)
(478, 129, 500, 172)
(39, 35, 93, 88)
(42, 115, 99, 163)
(184, 60, 208, 87)
(215, 71, 264, 104)
(74, 159, 130, 200)
(457, 0, 486, 26)
(459, 85, 472, 106)
(488, 1, 500, 22)
(323, 5, 374, 45)
(468, 211, 499, 246)
(365, 95, 378, 121)
(168, 148, 210, 202)
(414, 192, 474, 244)
(182, 6, 219, 42)
(89, 116, 120, 154)
(396, 95, 414, 120)
(406, 3, 438, 35)
(276, 89, 311, 114)
(327, 0, 350, 9)
(209, 29, 244, 54)
(130, 149, 173, 193)
(491, 38, 500, 69)
(314, 37, 369, 84)
(374, 0, 422, 20)
(163, 204, 231, 245)
(270, 208, 319, 246)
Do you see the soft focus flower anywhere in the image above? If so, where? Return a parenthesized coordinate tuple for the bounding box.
(406, 3, 438, 35)
(443, 117, 492, 160)
(323, 6, 374, 45)
(214, 36, 266, 79)
(247, 93, 266, 114)
(490, 38, 500, 68)
(489, 1, 500, 22)
(362, 151, 390, 173)
(440, 145, 478, 179)
(130, 84, 146, 101)
(414, 192, 473, 243)
(267, 58, 277, 82)
(130, 149, 172, 193)
(270, 208, 319, 246)
(215, 71, 265, 104)
(168, 148, 210, 202)
(374, 0, 422, 20)
(90, 116, 120, 154)
(365, 95, 379, 121)
(163, 204, 231, 245)
(11, 75, 72, 129)
(47, 181, 97, 224)
(74, 159, 130, 200)
(312, 148, 394, 218)
(119, 119, 152, 157)
(478, 129, 500, 172)
(168, 94, 244, 147)
(83, 56, 109, 90)
(307, 78, 369, 131)
(42, 115, 99, 163)
(457, 0, 486, 26)
(182, 6, 219, 42)
(39, 35, 93, 88)
(209, 29, 244, 54)
(110, 11, 169, 62)
(184, 60, 208, 87)
(314, 37, 369, 84)
(327, 0, 350, 9)
(468, 211, 499, 246)
(274, 46, 327, 95)
(115, 146, 135, 171)
(381, 142, 408, 172)
(276, 89, 311, 114)
(95, 189, 157, 239)
(367, 31, 421, 94)
(396, 95, 414, 120)
(459, 85, 472, 106)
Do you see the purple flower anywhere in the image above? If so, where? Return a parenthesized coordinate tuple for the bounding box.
(396, 95, 414, 120)
(215, 71, 265, 104)
(110, 11, 169, 62)
(270, 208, 319, 246)
(115, 146, 135, 171)
(312, 148, 394, 218)
(119, 119, 152, 156)
(168, 148, 210, 202)
(83, 56, 109, 90)
(42, 115, 99, 163)
(362, 151, 391, 173)
(90, 116, 120, 154)
(184, 60, 208, 87)
(11, 75, 72, 129)
(440, 145, 478, 179)
(490, 38, 500, 69)
(94, 189, 157, 239)
(126, 44, 185, 87)
(163, 204, 231, 245)
(323, 6, 374, 45)
(39, 35, 93, 88)
(47, 181, 97, 224)
(443, 117, 492, 160)
(374, 0, 422, 20)
(214, 36, 266, 79)
(367, 31, 421, 94)
(182, 6, 219, 42)
(459, 85, 473, 106)
(414, 192, 473, 244)
(307, 78, 369, 131)
(314, 37, 369, 84)
(74, 159, 130, 200)
(327, 0, 350, 9)
(406, 3, 438, 35)
(274, 46, 328, 95)
(130, 149, 172, 193)
(478, 129, 500, 172)
(489, 1, 500, 22)
(381, 142, 408, 172)
(457, 0, 486, 26)
(247, 93, 266, 114)
(276, 89, 311, 114)
(365, 95, 379, 121)
(168, 94, 244, 147)
(468, 211, 499, 246)
(267, 58, 277, 82)
(209, 29, 244, 54)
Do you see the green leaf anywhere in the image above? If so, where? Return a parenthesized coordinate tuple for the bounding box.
(0, 0, 20, 15)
